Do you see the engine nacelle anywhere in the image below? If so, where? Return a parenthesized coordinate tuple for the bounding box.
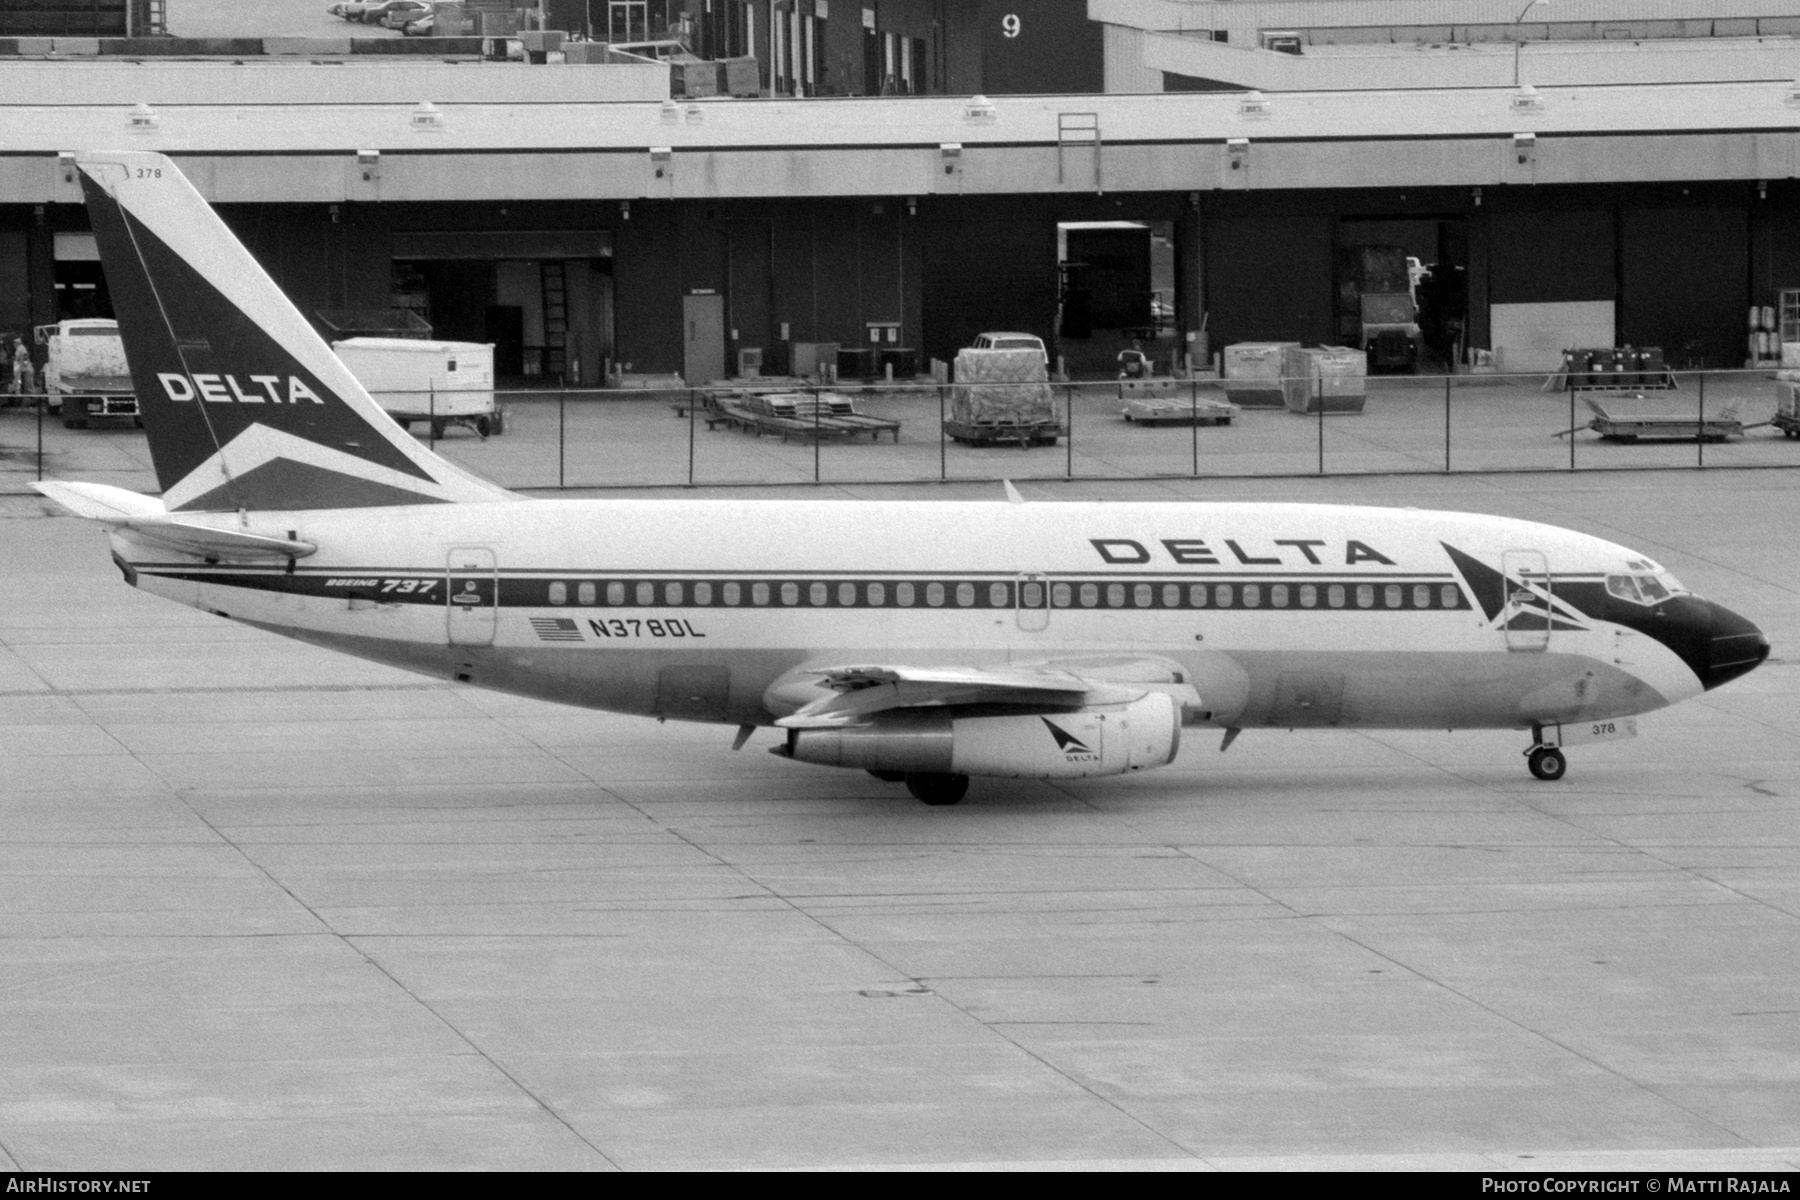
(784, 691, 1181, 779)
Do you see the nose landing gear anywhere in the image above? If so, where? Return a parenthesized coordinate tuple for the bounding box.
(1525, 744, 1567, 781)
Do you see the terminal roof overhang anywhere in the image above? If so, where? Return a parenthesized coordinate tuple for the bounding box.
(4, 81, 1798, 203)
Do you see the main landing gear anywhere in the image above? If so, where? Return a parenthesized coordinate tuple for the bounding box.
(1525, 744, 1567, 781)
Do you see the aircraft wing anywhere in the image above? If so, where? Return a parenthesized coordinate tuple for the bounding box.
(776, 663, 1139, 729)
(34, 481, 316, 561)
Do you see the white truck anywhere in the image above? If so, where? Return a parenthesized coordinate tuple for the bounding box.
(36, 318, 138, 428)
(330, 337, 502, 438)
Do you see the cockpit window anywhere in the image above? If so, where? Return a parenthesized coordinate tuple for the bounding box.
(1607, 573, 1680, 605)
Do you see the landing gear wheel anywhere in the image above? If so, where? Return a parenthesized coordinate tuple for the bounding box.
(474, 415, 492, 439)
(904, 772, 969, 806)
(1527, 746, 1567, 781)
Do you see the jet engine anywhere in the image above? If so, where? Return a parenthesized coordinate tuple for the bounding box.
(779, 691, 1181, 779)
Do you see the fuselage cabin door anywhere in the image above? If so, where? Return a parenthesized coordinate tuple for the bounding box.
(447, 546, 498, 646)
(1016, 573, 1050, 632)
(1501, 549, 1551, 653)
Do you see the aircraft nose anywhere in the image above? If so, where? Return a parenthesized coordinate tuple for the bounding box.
(1700, 600, 1769, 691)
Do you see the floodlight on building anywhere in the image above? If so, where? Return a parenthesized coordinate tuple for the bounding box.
(620, 200, 630, 221)
(650, 147, 672, 180)
(1226, 137, 1250, 170)
(57, 152, 76, 184)
(660, 99, 680, 123)
(127, 102, 159, 133)
(411, 101, 445, 132)
(1513, 132, 1537, 165)
(685, 103, 704, 122)
(1511, 84, 1542, 114)
(1238, 90, 1271, 119)
(963, 94, 996, 123)
(939, 143, 962, 176)
(356, 150, 379, 182)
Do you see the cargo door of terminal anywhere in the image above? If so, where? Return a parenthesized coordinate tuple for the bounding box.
(1333, 217, 1467, 374)
(1056, 221, 1177, 378)
(390, 230, 613, 387)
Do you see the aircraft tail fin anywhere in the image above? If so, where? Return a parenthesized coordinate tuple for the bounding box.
(75, 151, 513, 512)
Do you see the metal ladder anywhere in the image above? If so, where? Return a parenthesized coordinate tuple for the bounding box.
(541, 261, 568, 381)
(1057, 112, 1101, 191)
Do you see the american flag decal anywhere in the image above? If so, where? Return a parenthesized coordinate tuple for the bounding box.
(529, 617, 584, 642)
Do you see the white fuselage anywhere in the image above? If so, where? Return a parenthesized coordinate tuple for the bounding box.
(110, 498, 1707, 737)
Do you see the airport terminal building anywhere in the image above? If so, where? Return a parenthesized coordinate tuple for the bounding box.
(4, 0, 1800, 385)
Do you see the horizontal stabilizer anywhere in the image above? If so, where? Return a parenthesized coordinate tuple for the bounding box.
(34, 481, 314, 561)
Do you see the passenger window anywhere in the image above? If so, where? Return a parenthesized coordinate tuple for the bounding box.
(1299, 584, 1317, 608)
(1134, 584, 1152, 607)
(838, 582, 856, 606)
(1020, 582, 1043, 608)
(1079, 583, 1098, 607)
(1271, 584, 1288, 608)
(1106, 583, 1125, 608)
(1413, 585, 1430, 609)
(1327, 584, 1345, 608)
(548, 582, 567, 606)
(926, 582, 946, 607)
(1215, 584, 1234, 607)
(666, 582, 684, 606)
(723, 582, 741, 606)
(868, 582, 886, 606)
(1440, 584, 1459, 609)
(989, 582, 1009, 607)
(636, 582, 655, 606)
(956, 582, 976, 607)
(897, 582, 915, 606)
(1384, 584, 1402, 608)
(1357, 584, 1375, 609)
(752, 582, 770, 606)
(578, 582, 596, 606)
(1189, 584, 1208, 608)
(607, 582, 625, 605)
(1051, 582, 1071, 608)
(809, 582, 827, 606)
(1162, 584, 1181, 608)
(694, 582, 712, 605)
(781, 582, 800, 605)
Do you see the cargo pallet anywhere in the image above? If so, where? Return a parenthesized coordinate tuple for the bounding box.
(943, 419, 1063, 447)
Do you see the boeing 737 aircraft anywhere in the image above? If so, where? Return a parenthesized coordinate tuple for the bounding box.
(36, 152, 1768, 804)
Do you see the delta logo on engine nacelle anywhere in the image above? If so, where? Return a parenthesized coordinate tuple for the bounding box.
(157, 372, 327, 406)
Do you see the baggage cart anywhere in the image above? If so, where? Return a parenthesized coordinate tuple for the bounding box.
(1569, 395, 1743, 442)
(1119, 379, 1237, 426)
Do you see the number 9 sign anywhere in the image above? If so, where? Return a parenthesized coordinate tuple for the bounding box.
(1001, 13, 1021, 38)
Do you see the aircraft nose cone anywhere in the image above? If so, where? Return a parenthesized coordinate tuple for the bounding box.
(1703, 601, 1769, 691)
